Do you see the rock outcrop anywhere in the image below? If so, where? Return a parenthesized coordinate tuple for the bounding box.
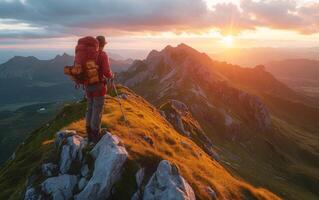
(240, 92, 271, 130)
(23, 130, 129, 200)
(24, 187, 40, 200)
(59, 134, 87, 174)
(160, 99, 200, 137)
(23, 129, 196, 200)
(213, 81, 272, 131)
(160, 99, 219, 161)
(143, 160, 195, 200)
(41, 174, 77, 200)
(41, 163, 58, 177)
(75, 132, 128, 200)
(131, 168, 146, 200)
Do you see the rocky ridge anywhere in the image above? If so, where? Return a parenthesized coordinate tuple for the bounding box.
(121, 44, 272, 133)
(160, 99, 219, 161)
(24, 130, 195, 200)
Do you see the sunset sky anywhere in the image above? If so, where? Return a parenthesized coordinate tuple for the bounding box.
(0, 0, 319, 59)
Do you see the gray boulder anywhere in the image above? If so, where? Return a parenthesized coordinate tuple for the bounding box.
(59, 145, 72, 174)
(41, 163, 58, 177)
(80, 164, 90, 178)
(135, 168, 145, 187)
(143, 160, 195, 200)
(75, 132, 128, 200)
(55, 130, 76, 148)
(131, 168, 145, 200)
(59, 134, 86, 174)
(41, 174, 77, 200)
(78, 177, 89, 191)
(24, 187, 40, 200)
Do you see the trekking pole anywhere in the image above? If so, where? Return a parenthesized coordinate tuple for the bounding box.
(111, 79, 128, 125)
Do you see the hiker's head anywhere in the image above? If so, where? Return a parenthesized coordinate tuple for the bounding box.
(96, 35, 106, 50)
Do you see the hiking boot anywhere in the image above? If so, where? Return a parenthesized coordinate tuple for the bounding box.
(86, 126, 93, 143)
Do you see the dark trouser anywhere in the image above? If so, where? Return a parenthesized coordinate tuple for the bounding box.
(86, 96, 104, 131)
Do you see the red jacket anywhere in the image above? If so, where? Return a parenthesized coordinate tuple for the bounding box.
(86, 50, 113, 98)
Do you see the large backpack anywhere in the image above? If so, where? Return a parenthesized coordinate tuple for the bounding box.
(64, 36, 101, 87)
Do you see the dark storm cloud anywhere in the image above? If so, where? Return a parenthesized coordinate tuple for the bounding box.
(0, 0, 318, 39)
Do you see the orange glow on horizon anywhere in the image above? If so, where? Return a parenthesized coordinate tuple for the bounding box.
(222, 35, 234, 48)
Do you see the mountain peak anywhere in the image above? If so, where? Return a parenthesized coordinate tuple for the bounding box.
(8, 55, 38, 63)
(53, 53, 73, 63)
(177, 43, 192, 49)
(146, 43, 204, 62)
(162, 43, 196, 53)
(54, 53, 72, 60)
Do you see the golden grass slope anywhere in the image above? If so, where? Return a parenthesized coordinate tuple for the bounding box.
(66, 86, 281, 200)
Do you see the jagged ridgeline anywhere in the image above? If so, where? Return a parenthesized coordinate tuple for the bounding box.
(0, 86, 280, 200)
(121, 44, 319, 200)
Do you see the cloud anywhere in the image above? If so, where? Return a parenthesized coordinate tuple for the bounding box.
(0, 0, 318, 39)
(241, 0, 301, 27)
(0, 0, 212, 37)
(240, 0, 319, 34)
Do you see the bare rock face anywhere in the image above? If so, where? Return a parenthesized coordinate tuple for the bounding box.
(55, 130, 76, 148)
(170, 100, 189, 114)
(80, 164, 89, 178)
(24, 130, 130, 200)
(131, 168, 146, 200)
(41, 174, 77, 200)
(161, 100, 190, 136)
(135, 168, 145, 188)
(213, 81, 271, 131)
(143, 160, 196, 200)
(59, 145, 72, 174)
(78, 177, 89, 191)
(161, 100, 219, 161)
(238, 91, 271, 131)
(41, 163, 58, 177)
(58, 133, 87, 174)
(24, 187, 40, 200)
(75, 132, 128, 200)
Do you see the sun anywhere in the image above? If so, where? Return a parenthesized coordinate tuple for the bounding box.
(222, 35, 234, 48)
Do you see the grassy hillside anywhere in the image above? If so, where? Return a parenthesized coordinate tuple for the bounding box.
(0, 102, 64, 164)
(0, 86, 280, 200)
(0, 101, 86, 199)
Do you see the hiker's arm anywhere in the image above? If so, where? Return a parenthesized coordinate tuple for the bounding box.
(102, 53, 113, 78)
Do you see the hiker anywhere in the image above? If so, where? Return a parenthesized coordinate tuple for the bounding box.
(85, 36, 114, 143)
(64, 35, 113, 143)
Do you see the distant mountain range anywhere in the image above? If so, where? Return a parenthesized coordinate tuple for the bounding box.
(0, 53, 132, 105)
(213, 47, 319, 68)
(265, 59, 319, 80)
(264, 59, 319, 98)
(0, 53, 133, 164)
